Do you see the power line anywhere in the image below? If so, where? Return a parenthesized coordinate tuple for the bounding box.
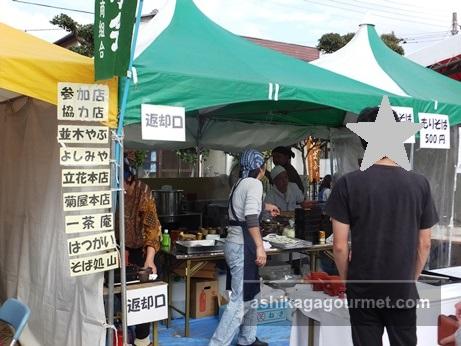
(402, 37, 449, 44)
(400, 30, 451, 38)
(363, 0, 451, 17)
(306, 0, 448, 27)
(347, 0, 450, 20)
(303, 0, 449, 28)
(11, 0, 93, 14)
(402, 33, 451, 40)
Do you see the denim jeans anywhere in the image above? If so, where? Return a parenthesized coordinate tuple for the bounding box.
(209, 241, 257, 346)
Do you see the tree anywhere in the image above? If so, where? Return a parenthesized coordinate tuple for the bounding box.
(317, 31, 404, 55)
(381, 32, 404, 55)
(50, 14, 94, 57)
(317, 32, 350, 54)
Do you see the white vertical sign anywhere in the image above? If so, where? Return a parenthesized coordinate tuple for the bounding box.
(392, 106, 415, 144)
(419, 113, 450, 149)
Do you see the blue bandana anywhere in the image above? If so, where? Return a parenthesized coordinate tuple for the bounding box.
(240, 149, 264, 178)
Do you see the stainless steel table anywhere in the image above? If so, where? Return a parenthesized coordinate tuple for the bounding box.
(162, 243, 334, 337)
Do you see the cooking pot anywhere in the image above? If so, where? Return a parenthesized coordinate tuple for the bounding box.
(152, 189, 184, 216)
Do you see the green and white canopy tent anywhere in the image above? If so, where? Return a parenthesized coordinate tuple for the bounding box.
(312, 23, 461, 123)
(122, 0, 423, 152)
(313, 24, 461, 252)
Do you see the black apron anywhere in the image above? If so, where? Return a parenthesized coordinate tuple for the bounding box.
(226, 178, 261, 302)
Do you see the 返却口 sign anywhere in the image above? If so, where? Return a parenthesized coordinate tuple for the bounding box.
(141, 104, 186, 142)
(127, 283, 168, 326)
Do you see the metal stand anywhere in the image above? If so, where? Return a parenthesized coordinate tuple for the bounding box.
(115, 1, 144, 344)
(107, 134, 117, 346)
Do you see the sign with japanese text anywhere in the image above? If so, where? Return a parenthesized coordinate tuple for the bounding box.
(58, 125, 109, 144)
(68, 231, 116, 256)
(419, 113, 450, 149)
(65, 213, 114, 234)
(127, 284, 168, 326)
(63, 191, 112, 211)
(392, 106, 415, 144)
(60, 147, 110, 166)
(141, 104, 186, 142)
(62, 168, 111, 187)
(94, 0, 137, 80)
(57, 81, 117, 277)
(69, 250, 119, 277)
(57, 83, 109, 122)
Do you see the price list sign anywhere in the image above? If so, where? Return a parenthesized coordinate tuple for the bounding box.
(419, 113, 450, 149)
(57, 82, 118, 277)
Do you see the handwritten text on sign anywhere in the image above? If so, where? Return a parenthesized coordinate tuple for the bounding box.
(58, 125, 109, 144)
(419, 113, 450, 149)
(65, 213, 113, 234)
(127, 284, 168, 326)
(60, 147, 110, 166)
(58, 83, 109, 122)
(62, 168, 111, 187)
(63, 191, 112, 211)
(141, 104, 186, 142)
(68, 231, 116, 256)
(392, 106, 415, 144)
(69, 250, 119, 277)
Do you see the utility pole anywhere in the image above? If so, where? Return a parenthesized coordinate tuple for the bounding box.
(452, 12, 459, 35)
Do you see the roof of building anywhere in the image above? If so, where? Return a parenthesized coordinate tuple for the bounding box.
(243, 36, 319, 62)
(54, 32, 319, 62)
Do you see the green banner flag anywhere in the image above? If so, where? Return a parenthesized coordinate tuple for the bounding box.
(94, 0, 138, 81)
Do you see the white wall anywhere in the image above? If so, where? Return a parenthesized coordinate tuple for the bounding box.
(203, 150, 229, 176)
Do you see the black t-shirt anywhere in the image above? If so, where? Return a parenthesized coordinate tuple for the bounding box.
(325, 164, 439, 302)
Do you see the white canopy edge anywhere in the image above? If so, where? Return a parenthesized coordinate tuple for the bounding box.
(312, 24, 409, 97)
(134, 0, 176, 59)
(407, 34, 461, 67)
(124, 119, 330, 151)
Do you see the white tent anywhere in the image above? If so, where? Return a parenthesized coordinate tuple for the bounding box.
(407, 34, 461, 81)
(407, 34, 461, 68)
(0, 24, 117, 346)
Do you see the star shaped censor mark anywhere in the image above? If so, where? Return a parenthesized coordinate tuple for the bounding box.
(347, 96, 423, 171)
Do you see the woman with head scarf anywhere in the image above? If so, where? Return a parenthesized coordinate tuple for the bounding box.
(209, 149, 277, 346)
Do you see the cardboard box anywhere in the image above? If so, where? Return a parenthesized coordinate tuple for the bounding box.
(174, 262, 216, 279)
(190, 279, 218, 318)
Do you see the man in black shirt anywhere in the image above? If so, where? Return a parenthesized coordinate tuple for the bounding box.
(325, 107, 439, 346)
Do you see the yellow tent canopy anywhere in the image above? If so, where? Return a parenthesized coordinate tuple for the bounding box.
(0, 23, 118, 127)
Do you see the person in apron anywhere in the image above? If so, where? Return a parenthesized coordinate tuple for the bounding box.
(209, 149, 270, 346)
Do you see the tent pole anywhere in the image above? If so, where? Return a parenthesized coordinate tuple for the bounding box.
(115, 0, 144, 344)
(107, 134, 117, 346)
(329, 133, 334, 177)
(410, 143, 414, 169)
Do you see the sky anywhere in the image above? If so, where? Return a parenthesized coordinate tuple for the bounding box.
(1, 0, 460, 55)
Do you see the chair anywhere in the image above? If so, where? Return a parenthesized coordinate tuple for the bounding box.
(0, 298, 31, 346)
